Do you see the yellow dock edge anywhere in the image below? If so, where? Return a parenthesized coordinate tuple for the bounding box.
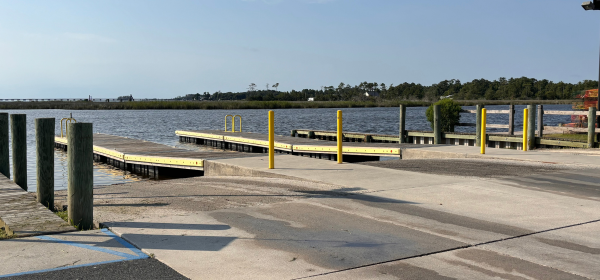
(55, 136, 203, 167)
(176, 131, 224, 140)
(293, 145, 401, 155)
(224, 136, 291, 150)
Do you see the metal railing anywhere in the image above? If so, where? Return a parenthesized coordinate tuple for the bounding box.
(225, 115, 243, 132)
(60, 115, 77, 138)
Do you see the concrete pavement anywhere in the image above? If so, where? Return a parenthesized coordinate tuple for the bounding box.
(48, 153, 600, 279)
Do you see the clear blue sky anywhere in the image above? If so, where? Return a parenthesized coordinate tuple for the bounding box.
(0, 0, 598, 98)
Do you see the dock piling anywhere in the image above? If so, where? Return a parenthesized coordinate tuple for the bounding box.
(537, 105, 544, 137)
(433, 105, 441, 145)
(481, 108, 487, 154)
(36, 118, 55, 209)
(268, 111, 274, 169)
(337, 110, 343, 163)
(508, 104, 515, 136)
(0, 113, 8, 178)
(527, 105, 536, 150)
(476, 105, 484, 147)
(399, 105, 406, 143)
(11, 114, 27, 190)
(523, 109, 529, 151)
(67, 122, 94, 230)
(589, 107, 596, 148)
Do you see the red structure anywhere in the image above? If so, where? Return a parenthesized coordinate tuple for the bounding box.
(566, 89, 599, 127)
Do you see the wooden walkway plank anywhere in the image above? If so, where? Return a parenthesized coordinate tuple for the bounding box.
(0, 175, 74, 237)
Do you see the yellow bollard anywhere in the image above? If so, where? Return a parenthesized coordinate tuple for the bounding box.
(523, 109, 528, 151)
(337, 110, 343, 164)
(481, 108, 486, 154)
(268, 111, 274, 169)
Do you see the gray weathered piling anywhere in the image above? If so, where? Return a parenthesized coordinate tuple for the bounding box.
(508, 105, 515, 136)
(67, 122, 94, 230)
(537, 105, 544, 137)
(0, 113, 9, 178)
(589, 107, 596, 148)
(476, 105, 484, 146)
(11, 114, 27, 190)
(36, 118, 55, 209)
(433, 105, 441, 144)
(527, 105, 537, 150)
(399, 105, 406, 143)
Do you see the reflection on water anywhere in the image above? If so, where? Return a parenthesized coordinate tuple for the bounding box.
(0, 105, 573, 192)
(53, 150, 142, 190)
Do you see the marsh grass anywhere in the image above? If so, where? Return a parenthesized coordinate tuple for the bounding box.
(54, 210, 69, 223)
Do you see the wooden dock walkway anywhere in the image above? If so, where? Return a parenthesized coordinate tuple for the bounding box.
(175, 130, 416, 161)
(0, 175, 74, 237)
(55, 134, 259, 177)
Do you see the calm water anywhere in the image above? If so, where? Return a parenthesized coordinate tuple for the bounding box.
(1, 104, 573, 191)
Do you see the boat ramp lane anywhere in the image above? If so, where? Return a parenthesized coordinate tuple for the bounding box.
(175, 130, 409, 162)
(54, 133, 260, 178)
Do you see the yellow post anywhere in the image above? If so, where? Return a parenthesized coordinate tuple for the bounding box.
(523, 109, 528, 151)
(480, 108, 486, 154)
(268, 111, 274, 169)
(337, 110, 343, 164)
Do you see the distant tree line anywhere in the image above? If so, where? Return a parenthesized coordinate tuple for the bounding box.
(174, 77, 597, 102)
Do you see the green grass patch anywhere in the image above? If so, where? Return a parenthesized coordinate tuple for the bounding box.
(55, 210, 69, 223)
(543, 133, 588, 142)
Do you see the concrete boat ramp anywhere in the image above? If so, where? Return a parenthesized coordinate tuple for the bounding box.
(2, 132, 600, 279)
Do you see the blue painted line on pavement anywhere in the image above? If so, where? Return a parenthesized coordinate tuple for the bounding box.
(35, 235, 138, 259)
(101, 228, 147, 258)
(0, 229, 148, 278)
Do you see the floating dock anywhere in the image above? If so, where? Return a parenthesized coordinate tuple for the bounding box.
(175, 130, 411, 162)
(54, 134, 259, 178)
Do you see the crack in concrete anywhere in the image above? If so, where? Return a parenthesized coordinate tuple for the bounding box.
(294, 218, 600, 279)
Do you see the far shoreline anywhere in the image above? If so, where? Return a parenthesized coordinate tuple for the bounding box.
(0, 99, 576, 110)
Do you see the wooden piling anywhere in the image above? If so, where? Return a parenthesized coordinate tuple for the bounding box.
(537, 105, 544, 137)
(0, 113, 8, 178)
(399, 105, 406, 143)
(67, 122, 94, 230)
(36, 118, 55, 209)
(527, 105, 536, 150)
(508, 104, 515, 136)
(433, 105, 441, 144)
(476, 105, 483, 147)
(589, 107, 596, 148)
(11, 114, 27, 190)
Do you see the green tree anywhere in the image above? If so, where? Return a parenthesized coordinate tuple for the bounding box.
(425, 99, 462, 132)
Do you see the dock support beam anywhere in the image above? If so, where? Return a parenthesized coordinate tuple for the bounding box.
(476, 105, 483, 147)
(11, 114, 27, 190)
(399, 105, 406, 143)
(337, 110, 343, 163)
(508, 104, 515, 136)
(0, 113, 8, 178)
(589, 107, 596, 148)
(527, 104, 536, 150)
(36, 118, 55, 209)
(433, 105, 441, 145)
(68, 122, 94, 230)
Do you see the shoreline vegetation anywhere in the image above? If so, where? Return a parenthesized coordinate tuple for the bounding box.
(0, 99, 577, 110)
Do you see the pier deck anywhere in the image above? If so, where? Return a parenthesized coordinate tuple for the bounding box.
(0, 175, 74, 237)
(175, 130, 415, 158)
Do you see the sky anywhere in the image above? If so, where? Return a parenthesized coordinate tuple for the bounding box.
(0, 0, 599, 98)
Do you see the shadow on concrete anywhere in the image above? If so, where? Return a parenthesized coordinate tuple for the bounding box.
(94, 203, 170, 207)
(103, 222, 231, 231)
(118, 234, 236, 251)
